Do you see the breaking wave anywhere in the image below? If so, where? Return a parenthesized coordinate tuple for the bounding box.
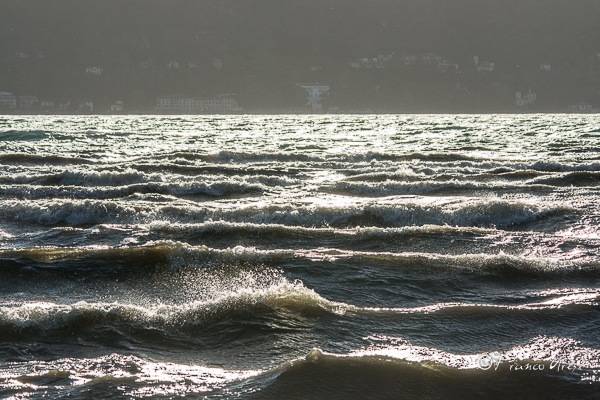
(197, 200, 573, 229)
(253, 339, 600, 399)
(1, 353, 259, 397)
(0, 169, 155, 186)
(0, 198, 573, 228)
(0, 281, 336, 333)
(339, 151, 485, 163)
(527, 171, 600, 186)
(132, 161, 303, 178)
(2, 242, 598, 276)
(325, 180, 551, 196)
(0, 200, 143, 226)
(0, 181, 266, 200)
(0, 153, 94, 165)
(526, 161, 600, 173)
(0, 130, 51, 141)
(341, 167, 422, 182)
(0, 169, 299, 188)
(143, 221, 496, 240)
(0, 282, 597, 338)
(154, 150, 486, 164)
(160, 150, 321, 163)
(3, 338, 599, 399)
(183, 199, 573, 229)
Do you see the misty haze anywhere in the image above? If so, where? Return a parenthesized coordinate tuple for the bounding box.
(1, 0, 600, 113)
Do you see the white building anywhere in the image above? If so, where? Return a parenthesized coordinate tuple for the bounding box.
(156, 94, 242, 114)
(298, 84, 330, 113)
(57, 101, 72, 111)
(167, 60, 180, 70)
(40, 100, 55, 111)
(349, 54, 393, 69)
(539, 64, 552, 72)
(202, 94, 243, 113)
(110, 100, 125, 113)
(399, 55, 418, 66)
(474, 56, 495, 72)
(77, 101, 94, 113)
(438, 60, 460, 72)
(0, 92, 17, 110)
(156, 95, 197, 113)
(18, 95, 39, 110)
(569, 102, 595, 113)
(421, 53, 443, 65)
(85, 66, 103, 76)
(212, 58, 223, 70)
(478, 61, 495, 72)
(515, 90, 537, 107)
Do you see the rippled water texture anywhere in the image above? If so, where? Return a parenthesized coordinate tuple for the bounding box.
(1, 114, 600, 399)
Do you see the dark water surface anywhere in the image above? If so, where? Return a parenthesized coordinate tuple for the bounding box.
(0, 115, 599, 399)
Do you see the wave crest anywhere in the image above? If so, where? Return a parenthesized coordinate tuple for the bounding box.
(325, 180, 550, 196)
(0, 198, 572, 228)
(3, 242, 597, 277)
(528, 171, 600, 186)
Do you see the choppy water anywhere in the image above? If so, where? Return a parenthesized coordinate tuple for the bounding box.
(1, 114, 600, 399)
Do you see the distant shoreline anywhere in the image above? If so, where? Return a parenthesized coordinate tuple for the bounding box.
(1, 112, 599, 117)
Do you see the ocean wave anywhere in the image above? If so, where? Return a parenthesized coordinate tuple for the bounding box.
(527, 161, 600, 172)
(0, 282, 597, 337)
(290, 249, 600, 275)
(1, 353, 259, 397)
(295, 335, 600, 372)
(341, 167, 422, 182)
(341, 168, 549, 184)
(0, 198, 574, 228)
(2, 242, 598, 277)
(201, 199, 572, 229)
(154, 150, 486, 164)
(3, 340, 598, 399)
(0, 281, 341, 335)
(144, 221, 496, 240)
(0, 130, 50, 141)
(325, 180, 551, 196)
(249, 339, 600, 399)
(0, 242, 296, 270)
(351, 335, 600, 371)
(0, 169, 299, 188)
(3, 338, 599, 399)
(0, 200, 144, 226)
(132, 162, 303, 177)
(527, 171, 600, 186)
(0, 153, 93, 165)
(485, 169, 546, 180)
(0, 169, 155, 186)
(338, 151, 485, 163)
(0, 180, 266, 200)
(160, 150, 321, 163)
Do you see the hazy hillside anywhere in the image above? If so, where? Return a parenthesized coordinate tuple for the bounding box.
(1, 0, 599, 112)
